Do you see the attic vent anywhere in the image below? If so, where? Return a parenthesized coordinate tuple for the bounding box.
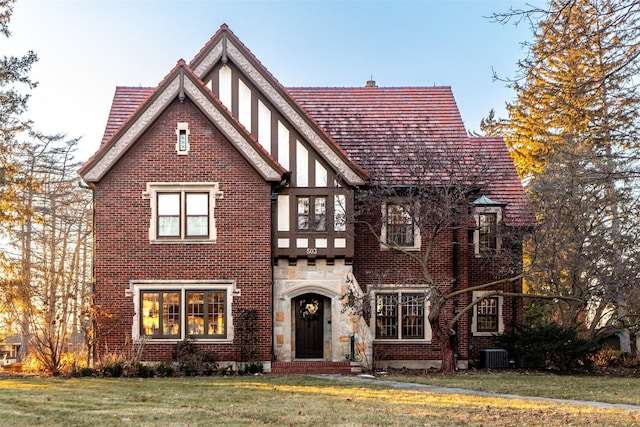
(175, 122, 190, 155)
(365, 79, 377, 88)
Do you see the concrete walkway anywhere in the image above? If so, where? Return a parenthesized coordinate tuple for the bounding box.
(312, 374, 640, 412)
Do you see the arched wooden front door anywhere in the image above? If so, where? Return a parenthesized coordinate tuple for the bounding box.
(294, 293, 324, 359)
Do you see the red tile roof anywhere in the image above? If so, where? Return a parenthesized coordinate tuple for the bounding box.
(93, 85, 533, 226)
(288, 87, 533, 226)
(100, 86, 154, 145)
(287, 86, 469, 181)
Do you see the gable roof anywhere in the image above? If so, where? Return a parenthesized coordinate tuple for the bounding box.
(80, 25, 533, 227)
(78, 60, 286, 183)
(188, 24, 369, 185)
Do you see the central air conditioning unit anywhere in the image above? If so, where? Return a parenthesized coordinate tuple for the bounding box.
(481, 349, 509, 368)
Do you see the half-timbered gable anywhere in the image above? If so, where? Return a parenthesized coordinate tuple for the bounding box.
(188, 26, 367, 264)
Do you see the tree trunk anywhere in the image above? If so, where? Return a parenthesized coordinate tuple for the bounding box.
(440, 331, 456, 373)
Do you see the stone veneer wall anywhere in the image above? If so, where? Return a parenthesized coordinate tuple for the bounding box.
(273, 259, 372, 368)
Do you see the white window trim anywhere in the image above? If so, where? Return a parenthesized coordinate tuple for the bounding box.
(130, 280, 237, 343)
(473, 206, 502, 257)
(369, 287, 432, 343)
(471, 291, 504, 337)
(143, 182, 223, 244)
(175, 122, 190, 155)
(380, 200, 421, 252)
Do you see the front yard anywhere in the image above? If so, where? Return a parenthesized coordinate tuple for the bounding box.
(0, 373, 638, 426)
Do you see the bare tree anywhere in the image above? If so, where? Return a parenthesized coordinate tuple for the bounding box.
(351, 138, 565, 372)
(3, 134, 92, 373)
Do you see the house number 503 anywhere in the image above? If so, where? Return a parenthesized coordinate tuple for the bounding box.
(306, 248, 318, 255)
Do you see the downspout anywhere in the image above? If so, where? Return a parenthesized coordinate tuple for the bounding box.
(270, 172, 291, 364)
(79, 181, 96, 367)
(451, 214, 459, 368)
(270, 189, 277, 363)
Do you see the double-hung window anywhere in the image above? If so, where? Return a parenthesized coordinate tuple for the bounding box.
(157, 192, 209, 238)
(144, 183, 223, 243)
(374, 291, 429, 341)
(473, 197, 504, 257)
(471, 291, 504, 336)
(476, 297, 499, 332)
(478, 213, 497, 253)
(381, 201, 420, 250)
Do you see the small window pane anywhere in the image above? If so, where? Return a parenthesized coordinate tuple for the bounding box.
(186, 193, 208, 215)
(298, 197, 310, 230)
(158, 217, 180, 237)
(334, 194, 346, 232)
(158, 193, 180, 215)
(314, 197, 326, 230)
(186, 216, 208, 237)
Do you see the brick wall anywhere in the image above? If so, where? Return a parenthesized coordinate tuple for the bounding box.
(353, 206, 524, 364)
(93, 98, 273, 363)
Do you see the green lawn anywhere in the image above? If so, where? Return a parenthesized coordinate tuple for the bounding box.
(0, 374, 638, 426)
(382, 370, 640, 406)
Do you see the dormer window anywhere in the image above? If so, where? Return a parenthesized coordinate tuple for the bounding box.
(473, 195, 505, 257)
(175, 122, 190, 155)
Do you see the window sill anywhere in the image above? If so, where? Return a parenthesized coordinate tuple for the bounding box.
(150, 239, 217, 244)
(471, 331, 500, 337)
(379, 244, 421, 252)
(373, 338, 431, 344)
(136, 338, 233, 344)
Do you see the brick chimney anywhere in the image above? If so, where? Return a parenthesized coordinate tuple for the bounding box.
(365, 79, 377, 87)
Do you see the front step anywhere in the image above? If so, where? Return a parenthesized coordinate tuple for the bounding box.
(271, 361, 360, 375)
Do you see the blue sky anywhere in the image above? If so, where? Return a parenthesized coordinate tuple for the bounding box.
(3, 0, 539, 162)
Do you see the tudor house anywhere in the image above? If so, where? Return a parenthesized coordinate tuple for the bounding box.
(78, 25, 534, 372)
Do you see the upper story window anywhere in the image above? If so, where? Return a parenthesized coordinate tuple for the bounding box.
(144, 183, 223, 243)
(473, 196, 505, 257)
(479, 212, 497, 250)
(380, 201, 421, 251)
(297, 196, 327, 231)
(373, 291, 430, 341)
